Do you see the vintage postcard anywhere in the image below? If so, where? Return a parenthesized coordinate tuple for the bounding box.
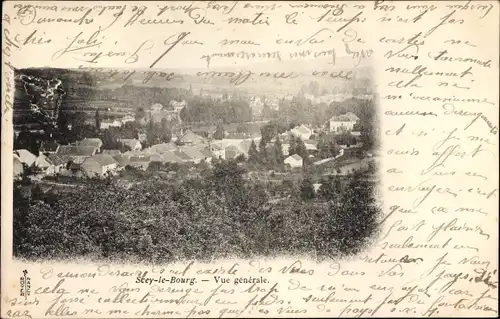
(1, 1, 498, 318)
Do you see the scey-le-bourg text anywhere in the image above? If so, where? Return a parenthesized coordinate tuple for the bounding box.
(136, 271, 196, 286)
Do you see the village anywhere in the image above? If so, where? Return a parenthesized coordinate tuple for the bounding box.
(13, 101, 373, 186)
(12, 72, 380, 263)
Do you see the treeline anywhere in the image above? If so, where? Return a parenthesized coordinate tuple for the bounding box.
(180, 96, 252, 124)
(14, 160, 380, 262)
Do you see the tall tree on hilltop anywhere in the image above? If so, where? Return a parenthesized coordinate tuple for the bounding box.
(248, 140, 259, 164)
(288, 135, 297, 156)
(300, 176, 315, 201)
(95, 108, 101, 132)
(295, 136, 308, 160)
(273, 135, 284, 165)
(258, 138, 268, 165)
(213, 124, 224, 140)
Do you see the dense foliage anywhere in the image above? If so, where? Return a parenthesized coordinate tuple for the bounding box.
(14, 160, 380, 263)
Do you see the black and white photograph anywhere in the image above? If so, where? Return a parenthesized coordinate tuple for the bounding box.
(12, 65, 381, 263)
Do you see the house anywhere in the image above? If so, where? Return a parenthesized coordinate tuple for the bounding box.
(281, 143, 290, 156)
(102, 149, 121, 156)
(124, 150, 148, 158)
(78, 138, 103, 153)
(180, 146, 205, 164)
(151, 103, 164, 112)
(137, 133, 148, 143)
(161, 151, 183, 163)
(39, 141, 60, 154)
(149, 143, 176, 154)
(101, 119, 122, 129)
(173, 150, 192, 162)
(238, 139, 254, 154)
(129, 156, 151, 170)
(169, 100, 187, 112)
(81, 155, 118, 177)
(290, 125, 313, 140)
(284, 154, 303, 168)
(119, 138, 142, 151)
(121, 115, 135, 124)
(13, 154, 24, 178)
(200, 148, 214, 162)
(15, 149, 37, 167)
(225, 145, 244, 160)
(34, 154, 53, 173)
(149, 154, 164, 163)
(304, 140, 318, 152)
(329, 112, 359, 133)
(113, 154, 130, 168)
(178, 130, 206, 145)
(191, 126, 217, 138)
(208, 143, 225, 159)
(57, 145, 97, 164)
(46, 154, 66, 174)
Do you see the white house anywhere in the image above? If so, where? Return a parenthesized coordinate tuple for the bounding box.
(151, 103, 164, 112)
(13, 154, 24, 178)
(329, 112, 359, 133)
(290, 125, 313, 140)
(284, 154, 303, 168)
(208, 144, 225, 159)
(81, 155, 118, 177)
(119, 138, 142, 151)
(15, 149, 37, 167)
(101, 119, 122, 129)
(78, 138, 103, 153)
(121, 115, 135, 124)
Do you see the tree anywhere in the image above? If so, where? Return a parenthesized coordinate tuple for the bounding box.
(318, 175, 342, 201)
(295, 136, 308, 160)
(95, 109, 101, 132)
(288, 135, 297, 156)
(258, 138, 268, 165)
(326, 172, 379, 255)
(135, 107, 146, 122)
(213, 124, 224, 140)
(248, 140, 259, 164)
(272, 136, 284, 165)
(300, 176, 315, 201)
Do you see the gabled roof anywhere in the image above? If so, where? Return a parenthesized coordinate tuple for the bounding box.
(58, 145, 97, 156)
(179, 130, 206, 144)
(200, 148, 214, 158)
(78, 138, 103, 148)
(35, 154, 53, 167)
(113, 155, 130, 166)
(173, 150, 191, 161)
(292, 125, 312, 134)
(40, 141, 60, 152)
(149, 154, 163, 162)
(180, 146, 205, 160)
(210, 143, 224, 151)
(118, 138, 141, 149)
(102, 149, 121, 156)
(161, 151, 182, 163)
(15, 149, 37, 164)
(151, 103, 164, 110)
(47, 154, 66, 166)
(87, 154, 117, 167)
(238, 139, 254, 153)
(129, 156, 151, 163)
(287, 154, 303, 161)
(330, 112, 359, 122)
(150, 143, 176, 154)
(124, 150, 146, 157)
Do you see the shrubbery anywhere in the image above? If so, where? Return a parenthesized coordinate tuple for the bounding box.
(13, 161, 380, 263)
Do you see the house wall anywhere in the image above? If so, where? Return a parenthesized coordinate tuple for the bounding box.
(330, 121, 357, 132)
